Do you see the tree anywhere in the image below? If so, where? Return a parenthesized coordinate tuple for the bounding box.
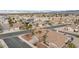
(8, 17, 14, 27)
(19, 19, 23, 22)
(68, 43, 76, 48)
(38, 30, 42, 34)
(28, 24, 32, 29)
(25, 23, 29, 29)
(15, 20, 17, 23)
(64, 39, 76, 48)
(43, 30, 49, 45)
(24, 23, 32, 30)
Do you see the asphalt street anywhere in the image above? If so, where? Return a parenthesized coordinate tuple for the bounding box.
(44, 24, 71, 29)
(59, 31, 79, 37)
(0, 30, 31, 39)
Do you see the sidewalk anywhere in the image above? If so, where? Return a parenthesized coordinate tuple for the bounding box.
(18, 36, 36, 48)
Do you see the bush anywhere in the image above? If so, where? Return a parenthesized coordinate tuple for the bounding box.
(68, 43, 76, 48)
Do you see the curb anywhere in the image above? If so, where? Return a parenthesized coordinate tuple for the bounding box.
(18, 36, 36, 48)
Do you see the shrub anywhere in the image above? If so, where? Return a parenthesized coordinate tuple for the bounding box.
(68, 43, 76, 48)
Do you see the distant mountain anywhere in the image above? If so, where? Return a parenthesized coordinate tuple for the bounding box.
(0, 10, 52, 13)
(0, 10, 79, 14)
(54, 10, 79, 14)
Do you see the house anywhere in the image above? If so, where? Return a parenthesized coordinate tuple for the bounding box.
(13, 22, 24, 30)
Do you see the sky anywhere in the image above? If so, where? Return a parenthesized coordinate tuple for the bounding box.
(0, 0, 79, 11)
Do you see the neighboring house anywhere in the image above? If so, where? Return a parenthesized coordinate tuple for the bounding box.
(1, 20, 10, 32)
(13, 22, 24, 30)
(67, 27, 74, 32)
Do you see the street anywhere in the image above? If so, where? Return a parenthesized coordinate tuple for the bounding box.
(44, 24, 71, 29)
(59, 31, 79, 37)
(0, 30, 31, 39)
(3, 37, 32, 48)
